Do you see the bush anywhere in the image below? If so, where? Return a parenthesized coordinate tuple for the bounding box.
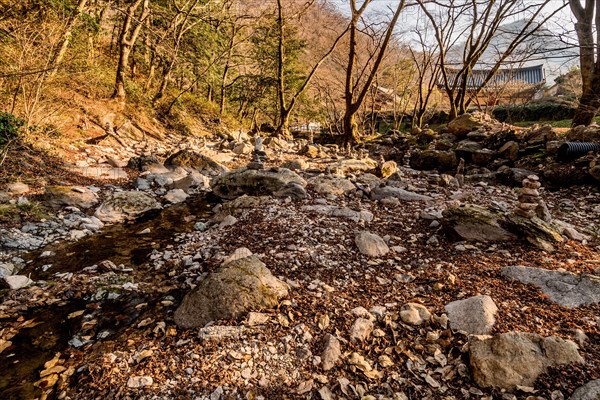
(0, 111, 25, 146)
(491, 103, 576, 123)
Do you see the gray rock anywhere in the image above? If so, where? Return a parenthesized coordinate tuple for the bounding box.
(308, 176, 356, 196)
(327, 159, 377, 175)
(232, 142, 252, 155)
(570, 380, 600, 400)
(170, 171, 210, 192)
(502, 265, 600, 308)
(106, 157, 127, 168)
(470, 331, 583, 390)
(410, 150, 458, 172)
(71, 166, 128, 180)
(445, 295, 498, 335)
(321, 334, 342, 371)
(370, 186, 433, 202)
(273, 182, 307, 200)
(400, 303, 431, 325)
(174, 255, 289, 329)
(442, 204, 516, 242)
(94, 191, 161, 223)
(281, 159, 309, 171)
(2, 275, 33, 289)
(355, 231, 389, 257)
(164, 150, 228, 177)
(0, 263, 15, 278)
(302, 205, 373, 223)
(44, 186, 99, 209)
(349, 318, 374, 342)
(211, 168, 306, 200)
(127, 155, 161, 171)
(215, 196, 270, 219)
(134, 178, 151, 190)
(6, 182, 30, 195)
(164, 189, 188, 204)
(447, 112, 498, 137)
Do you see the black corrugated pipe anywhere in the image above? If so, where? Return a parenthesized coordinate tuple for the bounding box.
(557, 142, 600, 161)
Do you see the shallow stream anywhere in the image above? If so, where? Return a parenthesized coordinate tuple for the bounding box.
(0, 194, 215, 399)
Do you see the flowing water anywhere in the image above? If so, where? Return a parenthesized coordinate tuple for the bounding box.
(0, 194, 215, 399)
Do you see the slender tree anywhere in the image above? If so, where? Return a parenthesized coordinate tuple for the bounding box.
(342, 0, 405, 145)
(112, 0, 150, 100)
(48, 0, 89, 78)
(274, 0, 348, 138)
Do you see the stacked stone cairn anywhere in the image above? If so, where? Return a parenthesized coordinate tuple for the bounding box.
(515, 175, 551, 221)
(248, 137, 266, 170)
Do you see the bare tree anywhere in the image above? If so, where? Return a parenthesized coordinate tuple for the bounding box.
(112, 0, 150, 100)
(154, 0, 204, 101)
(417, 0, 565, 120)
(342, 0, 405, 145)
(409, 21, 442, 128)
(274, 0, 348, 138)
(570, 0, 600, 126)
(48, 0, 89, 78)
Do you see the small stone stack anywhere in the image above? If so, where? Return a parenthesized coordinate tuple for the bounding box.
(515, 175, 542, 218)
(248, 137, 266, 170)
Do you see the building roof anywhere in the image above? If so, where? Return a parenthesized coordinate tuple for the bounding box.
(441, 64, 545, 90)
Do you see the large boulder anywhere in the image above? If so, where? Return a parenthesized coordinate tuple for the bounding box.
(442, 204, 564, 250)
(94, 191, 161, 223)
(447, 112, 499, 137)
(445, 295, 497, 335)
(506, 213, 564, 251)
(442, 204, 517, 242)
(308, 176, 356, 196)
(174, 255, 289, 329)
(211, 168, 306, 200)
(469, 331, 583, 390)
(327, 159, 377, 176)
(164, 150, 228, 177)
(410, 150, 457, 172)
(127, 155, 161, 171)
(502, 265, 600, 308)
(44, 186, 99, 209)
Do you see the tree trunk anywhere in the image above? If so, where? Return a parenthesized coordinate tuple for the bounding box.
(343, 0, 404, 144)
(155, 62, 173, 101)
(111, 0, 150, 100)
(343, 106, 360, 145)
(276, 0, 287, 135)
(113, 46, 131, 99)
(276, 108, 292, 139)
(49, 0, 88, 77)
(572, 73, 600, 126)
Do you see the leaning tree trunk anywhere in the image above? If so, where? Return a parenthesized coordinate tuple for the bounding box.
(112, 0, 149, 100)
(49, 0, 88, 78)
